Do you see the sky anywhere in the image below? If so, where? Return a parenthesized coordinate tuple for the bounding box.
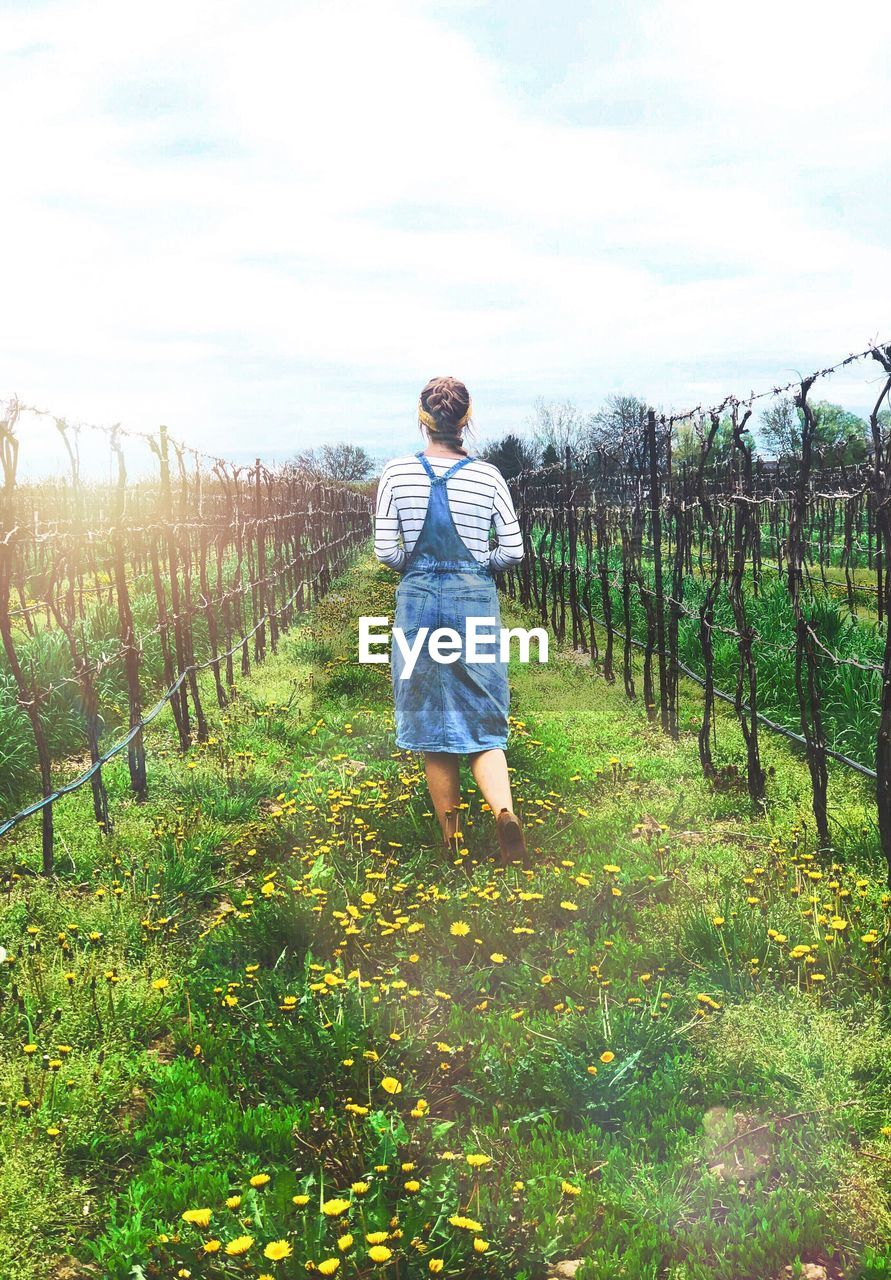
(2, 0, 890, 474)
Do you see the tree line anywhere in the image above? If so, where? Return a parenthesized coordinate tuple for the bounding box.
(291, 394, 891, 485)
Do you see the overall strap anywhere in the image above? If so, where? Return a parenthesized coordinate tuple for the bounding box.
(415, 451, 475, 483)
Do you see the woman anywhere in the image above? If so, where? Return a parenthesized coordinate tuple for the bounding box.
(374, 375, 527, 864)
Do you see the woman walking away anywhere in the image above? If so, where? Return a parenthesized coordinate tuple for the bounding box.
(374, 375, 528, 864)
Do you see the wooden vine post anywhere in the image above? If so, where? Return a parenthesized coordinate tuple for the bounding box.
(790, 378, 830, 848)
(0, 401, 55, 873)
(647, 408, 669, 731)
(110, 428, 147, 801)
(869, 344, 891, 885)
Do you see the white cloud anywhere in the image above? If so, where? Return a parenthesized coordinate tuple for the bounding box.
(2, 0, 889, 474)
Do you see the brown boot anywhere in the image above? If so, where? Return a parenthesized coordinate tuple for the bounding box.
(496, 808, 527, 865)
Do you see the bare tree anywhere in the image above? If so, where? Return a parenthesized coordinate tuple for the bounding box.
(758, 396, 801, 459)
(526, 397, 590, 461)
(587, 394, 652, 472)
(293, 442, 374, 484)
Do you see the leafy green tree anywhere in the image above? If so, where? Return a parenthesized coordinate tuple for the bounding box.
(758, 397, 868, 465)
(480, 433, 538, 480)
(673, 415, 750, 466)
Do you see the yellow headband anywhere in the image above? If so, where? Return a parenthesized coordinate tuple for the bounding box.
(418, 398, 472, 433)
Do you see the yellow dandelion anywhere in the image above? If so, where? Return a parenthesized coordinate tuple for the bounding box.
(182, 1208, 212, 1228)
(381, 1076, 403, 1095)
(322, 1197, 351, 1217)
(369, 1245, 393, 1263)
(263, 1240, 292, 1261)
(450, 921, 470, 937)
(224, 1236, 254, 1256)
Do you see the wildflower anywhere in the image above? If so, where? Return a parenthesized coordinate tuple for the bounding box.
(250, 1173, 271, 1188)
(318, 1261, 341, 1276)
(292, 1194, 310, 1206)
(367, 1232, 389, 1244)
(350, 1181, 370, 1195)
(561, 1180, 581, 1196)
(263, 1241, 293, 1261)
(322, 1197, 351, 1217)
(381, 1076, 403, 1095)
(224, 1236, 255, 1256)
(450, 921, 470, 937)
(490, 952, 506, 964)
(337, 1233, 354, 1250)
(429, 1261, 445, 1273)
(182, 1209, 212, 1228)
(466, 1153, 491, 1168)
(599, 1051, 615, 1064)
(369, 1245, 393, 1263)
(226, 1196, 243, 1209)
(473, 1239, 490, 1253)
(712, 917, 725, 927)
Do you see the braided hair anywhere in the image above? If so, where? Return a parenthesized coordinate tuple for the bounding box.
(418, 376, 472, 453)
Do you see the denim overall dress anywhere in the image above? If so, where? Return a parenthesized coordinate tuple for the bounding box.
(391, 451, 510, 753)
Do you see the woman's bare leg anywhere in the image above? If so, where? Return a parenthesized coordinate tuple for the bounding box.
(468, 748, 514, 816)
(423, 751, 462, 843)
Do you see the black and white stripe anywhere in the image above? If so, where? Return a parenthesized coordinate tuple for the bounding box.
(374, 454, 525, 572)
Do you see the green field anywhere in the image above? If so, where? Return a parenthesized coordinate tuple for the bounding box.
(1, 553, 889, 1280)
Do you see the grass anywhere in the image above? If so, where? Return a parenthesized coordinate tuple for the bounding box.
(0, 552, 889, 1280)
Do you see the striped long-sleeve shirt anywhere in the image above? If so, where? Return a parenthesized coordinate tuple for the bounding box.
(374, 453, 525, 573)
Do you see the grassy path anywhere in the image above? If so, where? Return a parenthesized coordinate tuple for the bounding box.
(1, 555, 889, 1280)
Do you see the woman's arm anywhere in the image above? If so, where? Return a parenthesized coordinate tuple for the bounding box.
(489, 472, 524, 571)
(374, 463, 407, 570)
